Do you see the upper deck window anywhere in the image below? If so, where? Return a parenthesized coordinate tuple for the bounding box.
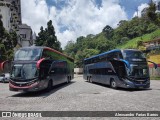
(122, 50, 145, 59)
(14, 48, 42, 60)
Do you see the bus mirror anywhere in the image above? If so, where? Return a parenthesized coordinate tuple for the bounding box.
(148, 61, 157, 69)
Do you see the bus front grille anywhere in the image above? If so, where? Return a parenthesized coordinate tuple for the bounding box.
(134, 80, 147, 84)
(10, 81, 29, 87)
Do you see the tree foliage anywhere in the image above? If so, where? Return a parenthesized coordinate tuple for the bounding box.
(147, 0, 157, 22)
(35, 20, 62, 52)
(75, 49, 99, 68)
(64, 1, 160, 67)
(102, 25, 113, 39)
(0, 19, 17, 61)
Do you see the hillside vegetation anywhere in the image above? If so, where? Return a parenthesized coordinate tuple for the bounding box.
(118, 29, 160, 49)
(64, 1, 160, 67)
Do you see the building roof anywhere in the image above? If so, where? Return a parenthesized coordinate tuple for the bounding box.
(18, 24, 31, 29)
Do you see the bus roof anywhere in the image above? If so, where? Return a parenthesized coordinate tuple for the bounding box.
(19, 46, 74, 61)
(84, 49, 121, 61)
(84, 49, 141, 61)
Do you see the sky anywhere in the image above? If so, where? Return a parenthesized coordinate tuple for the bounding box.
(21, 0, 159, 49)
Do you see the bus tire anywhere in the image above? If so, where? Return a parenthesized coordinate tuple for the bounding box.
(47, 80, 52, 91)
(2, 79, 5, 83)
(110, 79, 117, 89)
(89, 76, 92, 83)
(67, 76, 70, 83)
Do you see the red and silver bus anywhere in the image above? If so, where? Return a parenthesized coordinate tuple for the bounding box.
(9, 46, 74, 92)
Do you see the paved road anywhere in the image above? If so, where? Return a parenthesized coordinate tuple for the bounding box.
(0, 75, 160, 120)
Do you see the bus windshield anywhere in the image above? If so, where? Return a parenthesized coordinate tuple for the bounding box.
(15, 48, 42, 60)
(129, 64, 149, 77)
(122, 50, 149, 77)
(11, 64, 38, 80)
(122, 50, 145, 59)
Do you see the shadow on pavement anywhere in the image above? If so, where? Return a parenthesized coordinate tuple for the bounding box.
(10, 81, 75, 98)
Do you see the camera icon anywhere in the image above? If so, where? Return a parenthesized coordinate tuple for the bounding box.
(2, 112, 12, 117)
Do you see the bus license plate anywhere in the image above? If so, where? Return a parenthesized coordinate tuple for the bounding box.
(139, 86, 143, 89)
(18, 90, 24, 92)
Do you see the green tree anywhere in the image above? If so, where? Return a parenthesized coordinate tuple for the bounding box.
(35, 26, 45, 46)
(0, 19, 5, 41)
(102, 25, 113, 39)
(75, 49, 99, 67)
(64, 40, 76, 58)
(63, 7, 160, 67)
(0, 19, 17, 61)
(36, 20, 62, 52)
(147, 0, 157, 22)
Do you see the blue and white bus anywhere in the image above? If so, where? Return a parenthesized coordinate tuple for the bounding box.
(83, 49, 157, 89)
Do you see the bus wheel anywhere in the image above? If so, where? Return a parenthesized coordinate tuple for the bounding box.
(87, 76, 89, 82)
(47, 80, 52, 91)
(67, 77, 70, 83)
(2, 79, 5, 83)
(89, 77, 92, 83)
(110, 79, 117, 89)
(69, 76, 71, 82)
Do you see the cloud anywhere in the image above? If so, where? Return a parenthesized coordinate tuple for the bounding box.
(21, 0, 49, 34)
(133, 3, 149, 18)
(21, 0, 128, 49)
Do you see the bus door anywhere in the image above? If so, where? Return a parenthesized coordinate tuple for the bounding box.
(110, 60, 127, 79)
(49, 61, 67, 85)
(39, 60, 52, 88)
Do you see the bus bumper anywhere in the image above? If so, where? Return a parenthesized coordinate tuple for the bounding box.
(9, 82, 40, 92)
(119, 79, 150, 89)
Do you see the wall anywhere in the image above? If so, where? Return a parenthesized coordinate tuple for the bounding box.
(148, 55, 160, 77)
(0, 1, 11, 31)
(17, 24, 33, 47)
(74, 68, 83, 74)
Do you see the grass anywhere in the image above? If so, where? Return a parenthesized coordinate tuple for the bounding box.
(117, 29, 160, 49)
(150, 77, 160, 80)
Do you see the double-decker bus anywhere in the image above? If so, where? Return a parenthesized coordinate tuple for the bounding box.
(9, 46, 74, 92)
(83, 49, 157, 89)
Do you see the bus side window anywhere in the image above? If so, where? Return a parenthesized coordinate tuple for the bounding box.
(42, 50, 47, 58)
(107, 52, 119, 60)
(115, 52, 123, 59)
(42, 50, 52, 59)
(107, 53, 113, 60)
(118, 52, 123, 59)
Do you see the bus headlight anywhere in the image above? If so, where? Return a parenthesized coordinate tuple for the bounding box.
(130, 64, 138, 67)
(124, 79, 131, 83)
